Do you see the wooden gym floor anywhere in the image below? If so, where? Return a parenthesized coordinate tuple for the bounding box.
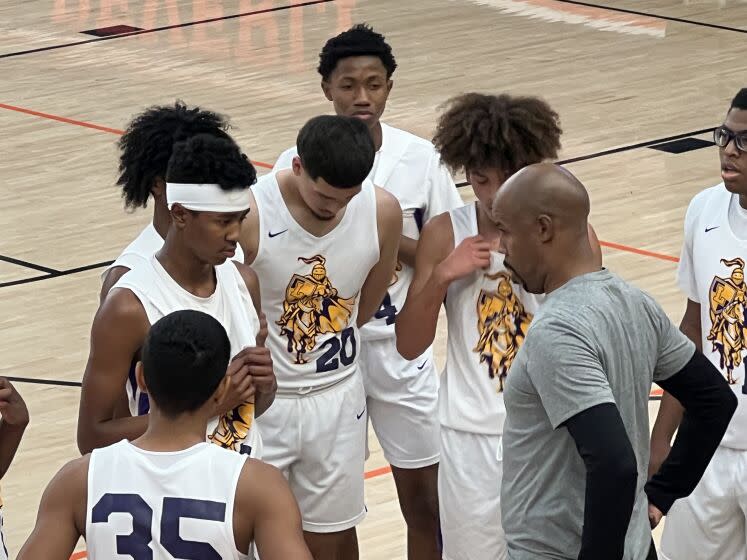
(1, 0, 746, 557)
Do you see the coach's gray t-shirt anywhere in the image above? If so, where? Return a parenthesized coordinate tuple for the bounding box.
(502, 269, 694, 560)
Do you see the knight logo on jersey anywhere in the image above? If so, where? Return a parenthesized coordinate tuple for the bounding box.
(277, 255, 357, 364)
(209, 402, 255, 453)
(707, 257, 747, 384)
(474, 271, 533, 392)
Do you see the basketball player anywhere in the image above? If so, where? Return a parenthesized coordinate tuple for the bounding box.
(652, 89, 747, 560)
(100, 101, 244, 302)
(272, 25, 462, 558)
(77, 134, 274, 460)
(19, 310, 311, 560)
(0, 378, 28, 560)
(493, 163, 735, 560)
(396, 93, 599, 560)
(241, 114, 402, 559)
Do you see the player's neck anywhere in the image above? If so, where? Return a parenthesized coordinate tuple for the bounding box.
(157, 236, 217, 297)
(278, 173, 347, 237)
(134, 411, 208, 452)
(152, 202, 171, 240)
(740, 193, 747, 211)
(370, 121, 383, 151)
(475, 202, 502, 247)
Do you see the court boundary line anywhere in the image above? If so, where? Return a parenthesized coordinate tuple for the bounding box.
(0, 255, 59, 274)
(0, 260, 114, 288)
(0, 0, 335, 60)
(552, 0, 747, 34)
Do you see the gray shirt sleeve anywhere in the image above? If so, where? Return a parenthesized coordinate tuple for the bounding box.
(646, 294, 697, 382)
(525, 319, 616, 429)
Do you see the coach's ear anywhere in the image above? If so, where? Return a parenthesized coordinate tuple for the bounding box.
(135, 361, 149, 394)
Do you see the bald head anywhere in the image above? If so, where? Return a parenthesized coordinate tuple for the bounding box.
(493, 163, 590, 231)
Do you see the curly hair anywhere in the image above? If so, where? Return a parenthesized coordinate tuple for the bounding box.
(165, 134, 256, 190)
(116, 101, 232, 209)
(317, 23, 397, 81)
(433, 93, 562, 176)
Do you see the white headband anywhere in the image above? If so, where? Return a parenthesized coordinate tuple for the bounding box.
(166, 182, 251, 213)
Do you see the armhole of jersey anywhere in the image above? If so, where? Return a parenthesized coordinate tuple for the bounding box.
(84, 450, 97, 539)
(228, 262, 260, 335)
(227, 455, 250, 558)
(372, 183, 382, 262)
(251, 186, 267, 266)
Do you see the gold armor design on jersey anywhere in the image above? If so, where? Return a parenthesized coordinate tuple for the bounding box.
(474, 271, 533, 392)
(708, 257, 747, 384)
(209, 402, 254, 453)
(277, 255, 356, 364)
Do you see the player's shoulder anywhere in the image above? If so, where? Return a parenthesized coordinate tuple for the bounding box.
(684, 183, 727, 230)
(236, 457, 289, 501)
(54, 454, 91, 490)
(97, 283, 147, 325)
(420, 210, 456, 254)
(383, 123, 438, 160)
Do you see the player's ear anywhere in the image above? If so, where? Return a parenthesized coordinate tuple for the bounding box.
(212, 375, 230, 406)
(291, 156, 304, 177)
(386, 79, 393, 95)
(135, 362, 149, 394)
(321, 80, 333, 101)
(170, 203, 188, 228)
(151, 177, 166, 198)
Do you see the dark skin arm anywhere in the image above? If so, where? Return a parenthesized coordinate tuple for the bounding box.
(99, 266, 129, 305)
(77, 289, 151, 454)
(17, 456, 89, 560)
(234, 262, 276, 417)
(356, 188, 403, 327)
(234, 459, 313, 559)
(397, 236, 418, 268)
(0, 378, 29, 479)
(649, 299, 702, 477)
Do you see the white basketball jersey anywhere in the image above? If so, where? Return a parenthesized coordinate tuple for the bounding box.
(86, 440, 248, 560)
(0, 508, 7, 560)
(103, 223, 245, 278)
(273, 123, 462, 342)
(439, 204, 543, 435)
(114, 257, 262, 457)
(678, 184, 747, 450)
(250, 172, 380, 391)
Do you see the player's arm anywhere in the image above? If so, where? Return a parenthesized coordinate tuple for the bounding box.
(356, 188, 403, 327)
(77, 289, 150, 454)
(0, 378, 29, 480)
(235, 263, 276, 417)
(234, 460, 313, 560)
(99, 265, 130, 305)
(17, 456, 89, 560)
(648, 299, 702, 477)
(239, 191, 261, 266)
(397, 236, 419, 268)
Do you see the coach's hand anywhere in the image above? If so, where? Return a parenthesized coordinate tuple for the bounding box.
(434, 235, 491, 284)
(648, 502, 663, 529)
(0, 378, 29, 427)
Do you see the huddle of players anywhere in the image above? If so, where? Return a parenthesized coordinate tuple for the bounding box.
(1, 22, 744, 560)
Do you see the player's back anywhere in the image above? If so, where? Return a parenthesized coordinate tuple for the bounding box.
(86, 440, 249, 560)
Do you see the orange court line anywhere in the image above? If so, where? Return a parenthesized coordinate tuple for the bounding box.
(599, 240, 679, 263)
(0, 102, 273, 169)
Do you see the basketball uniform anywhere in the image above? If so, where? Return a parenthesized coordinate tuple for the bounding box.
(86, 440, 249, 559)
(103, 223, 245, 279)
(439, 203, 542, 560)
(113, 256, 262, 458)
(0, 507, 7, 560)
(661, 185, 747, 560)
(250, 171, 379, 532)
(273, 122, 462, 468)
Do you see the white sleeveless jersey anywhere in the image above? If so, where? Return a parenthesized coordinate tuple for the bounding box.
(114, 257, 262, 457)
(250, 172, 380, 391)
(86, 440, 248, 560)
(273, 123, 462, 342)
(103, 223, 245, 278)
(678, 184, 747, 449)
(439, 204, 543, 436)
(0, 508, 7, 560)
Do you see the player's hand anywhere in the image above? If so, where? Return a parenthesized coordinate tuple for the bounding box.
(648, 502, 664, 529)
(0, 378, 29, 427)
(434, 235, 491, 284)
(215, 354, 257, 415)
(233, 347, 277, 395)
(256, 311, 268, 348)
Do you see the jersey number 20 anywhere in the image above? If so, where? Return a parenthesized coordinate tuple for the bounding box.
(92, 494, 227, 559)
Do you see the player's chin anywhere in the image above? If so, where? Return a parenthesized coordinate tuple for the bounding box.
(723, 178, 747, 195)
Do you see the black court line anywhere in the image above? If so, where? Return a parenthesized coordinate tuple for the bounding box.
(7, 376, 81, 388)
(0, 259, 113, 288)
(455, 126, 716, 187)
(0, 0, 334, 59)
(0, 254, 59, 274)
(554, 0, 747, 35)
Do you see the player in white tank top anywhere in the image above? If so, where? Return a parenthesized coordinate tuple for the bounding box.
(100, 102, 244, 304)
(0, 378, 29, 560)
(396, 93, 601, 560)
(78, 134, 276, 460)
(241, 115, 402, 559)
(272, 27, 463, 556)
(19, 310, 312, 560)
(654, 90, 747, 560)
